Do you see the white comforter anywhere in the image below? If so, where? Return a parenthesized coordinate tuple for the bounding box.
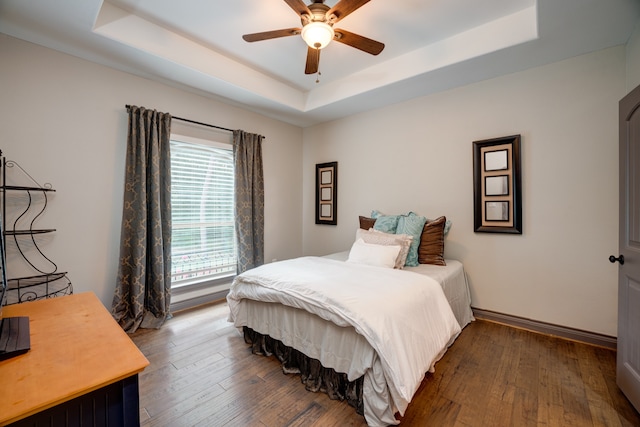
(227, 256, 461, 426)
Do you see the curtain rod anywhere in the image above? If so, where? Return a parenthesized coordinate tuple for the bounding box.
(125, 105, 264, 138)
(173, 115, 234, 133)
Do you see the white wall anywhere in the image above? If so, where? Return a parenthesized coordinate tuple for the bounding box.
(0, 34, 303, 308)
(303, 46, 626, 337)
(627, 21, 640, 91)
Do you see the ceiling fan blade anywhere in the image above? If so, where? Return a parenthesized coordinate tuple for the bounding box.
(327, 0, 371, 23)
(284, 0, 312, 17)
(334, 29, 384, 55)
(242, 28, 301, 42)
(305, 47, 320, 74)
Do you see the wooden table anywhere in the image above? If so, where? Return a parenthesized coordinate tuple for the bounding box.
(0, 292, 149, 426)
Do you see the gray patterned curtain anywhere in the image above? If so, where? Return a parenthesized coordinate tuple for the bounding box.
(233, 130, 264, 274)
(112, 106, 172, 333)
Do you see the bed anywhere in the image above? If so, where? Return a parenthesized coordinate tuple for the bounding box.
(227, 215, 473, 426)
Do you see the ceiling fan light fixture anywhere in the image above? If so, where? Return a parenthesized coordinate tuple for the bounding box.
(301, 21, 334, 49)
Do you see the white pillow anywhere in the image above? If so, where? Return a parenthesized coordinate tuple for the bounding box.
(355, 228, 413, 269)
(347, 238, 401, 269)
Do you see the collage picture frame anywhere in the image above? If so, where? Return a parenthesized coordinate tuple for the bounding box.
(473, 135, 522, 234)
(315, 161, 337, 225)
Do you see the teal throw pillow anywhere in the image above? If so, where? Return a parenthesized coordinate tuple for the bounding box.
(372, 214, 400, 233)
(396, 213, 427, 267)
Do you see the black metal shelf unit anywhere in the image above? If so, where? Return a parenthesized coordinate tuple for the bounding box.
(0, 152, 72, 305)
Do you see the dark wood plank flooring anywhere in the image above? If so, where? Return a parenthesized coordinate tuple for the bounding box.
(130, 302, 640, 426)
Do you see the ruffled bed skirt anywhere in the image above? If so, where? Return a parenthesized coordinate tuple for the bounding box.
(242, 326, 364, 416)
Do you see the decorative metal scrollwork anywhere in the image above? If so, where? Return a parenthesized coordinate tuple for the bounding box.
(1, 154, 72, 305)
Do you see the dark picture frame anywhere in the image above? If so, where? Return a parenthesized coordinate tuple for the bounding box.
(473, 135, 522, 234)
(315, 161, 337, 225)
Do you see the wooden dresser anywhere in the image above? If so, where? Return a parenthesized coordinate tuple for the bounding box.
(0, 292, 149, 426)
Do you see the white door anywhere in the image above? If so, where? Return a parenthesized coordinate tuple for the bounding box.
(616, 83, 640, 412)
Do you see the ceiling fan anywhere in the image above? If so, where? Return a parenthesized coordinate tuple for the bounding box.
(242, 0, 385, 75)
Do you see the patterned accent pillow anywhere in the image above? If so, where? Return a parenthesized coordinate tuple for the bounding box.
(359, 215, 376, 230)
(442, 218, 453, 235)
(396, 213, 428, 267)
(372, 216, 399, 233)
(418, 216, 447, 266)
(355, 228, 413, 269)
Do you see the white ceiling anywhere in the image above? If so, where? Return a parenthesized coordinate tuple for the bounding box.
(1, 0, 639, 127)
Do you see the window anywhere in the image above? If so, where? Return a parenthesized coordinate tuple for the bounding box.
(170, 136, 236, 288)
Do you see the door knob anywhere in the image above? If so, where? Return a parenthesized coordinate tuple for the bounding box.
(609, 254, 625, 265)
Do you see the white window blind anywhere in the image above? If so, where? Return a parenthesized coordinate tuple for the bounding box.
(170, 138, 236, 285)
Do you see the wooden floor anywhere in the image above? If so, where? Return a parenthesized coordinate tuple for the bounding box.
(130, 302, 640, 426)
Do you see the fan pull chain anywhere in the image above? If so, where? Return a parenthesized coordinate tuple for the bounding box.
(316, 71, 322, 83)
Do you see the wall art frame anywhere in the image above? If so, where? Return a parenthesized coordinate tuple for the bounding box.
(315, 161, 338, 225)
(473, 135, 522, 234)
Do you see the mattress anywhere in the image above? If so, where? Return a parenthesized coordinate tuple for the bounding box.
(324, 251, 474, 329)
